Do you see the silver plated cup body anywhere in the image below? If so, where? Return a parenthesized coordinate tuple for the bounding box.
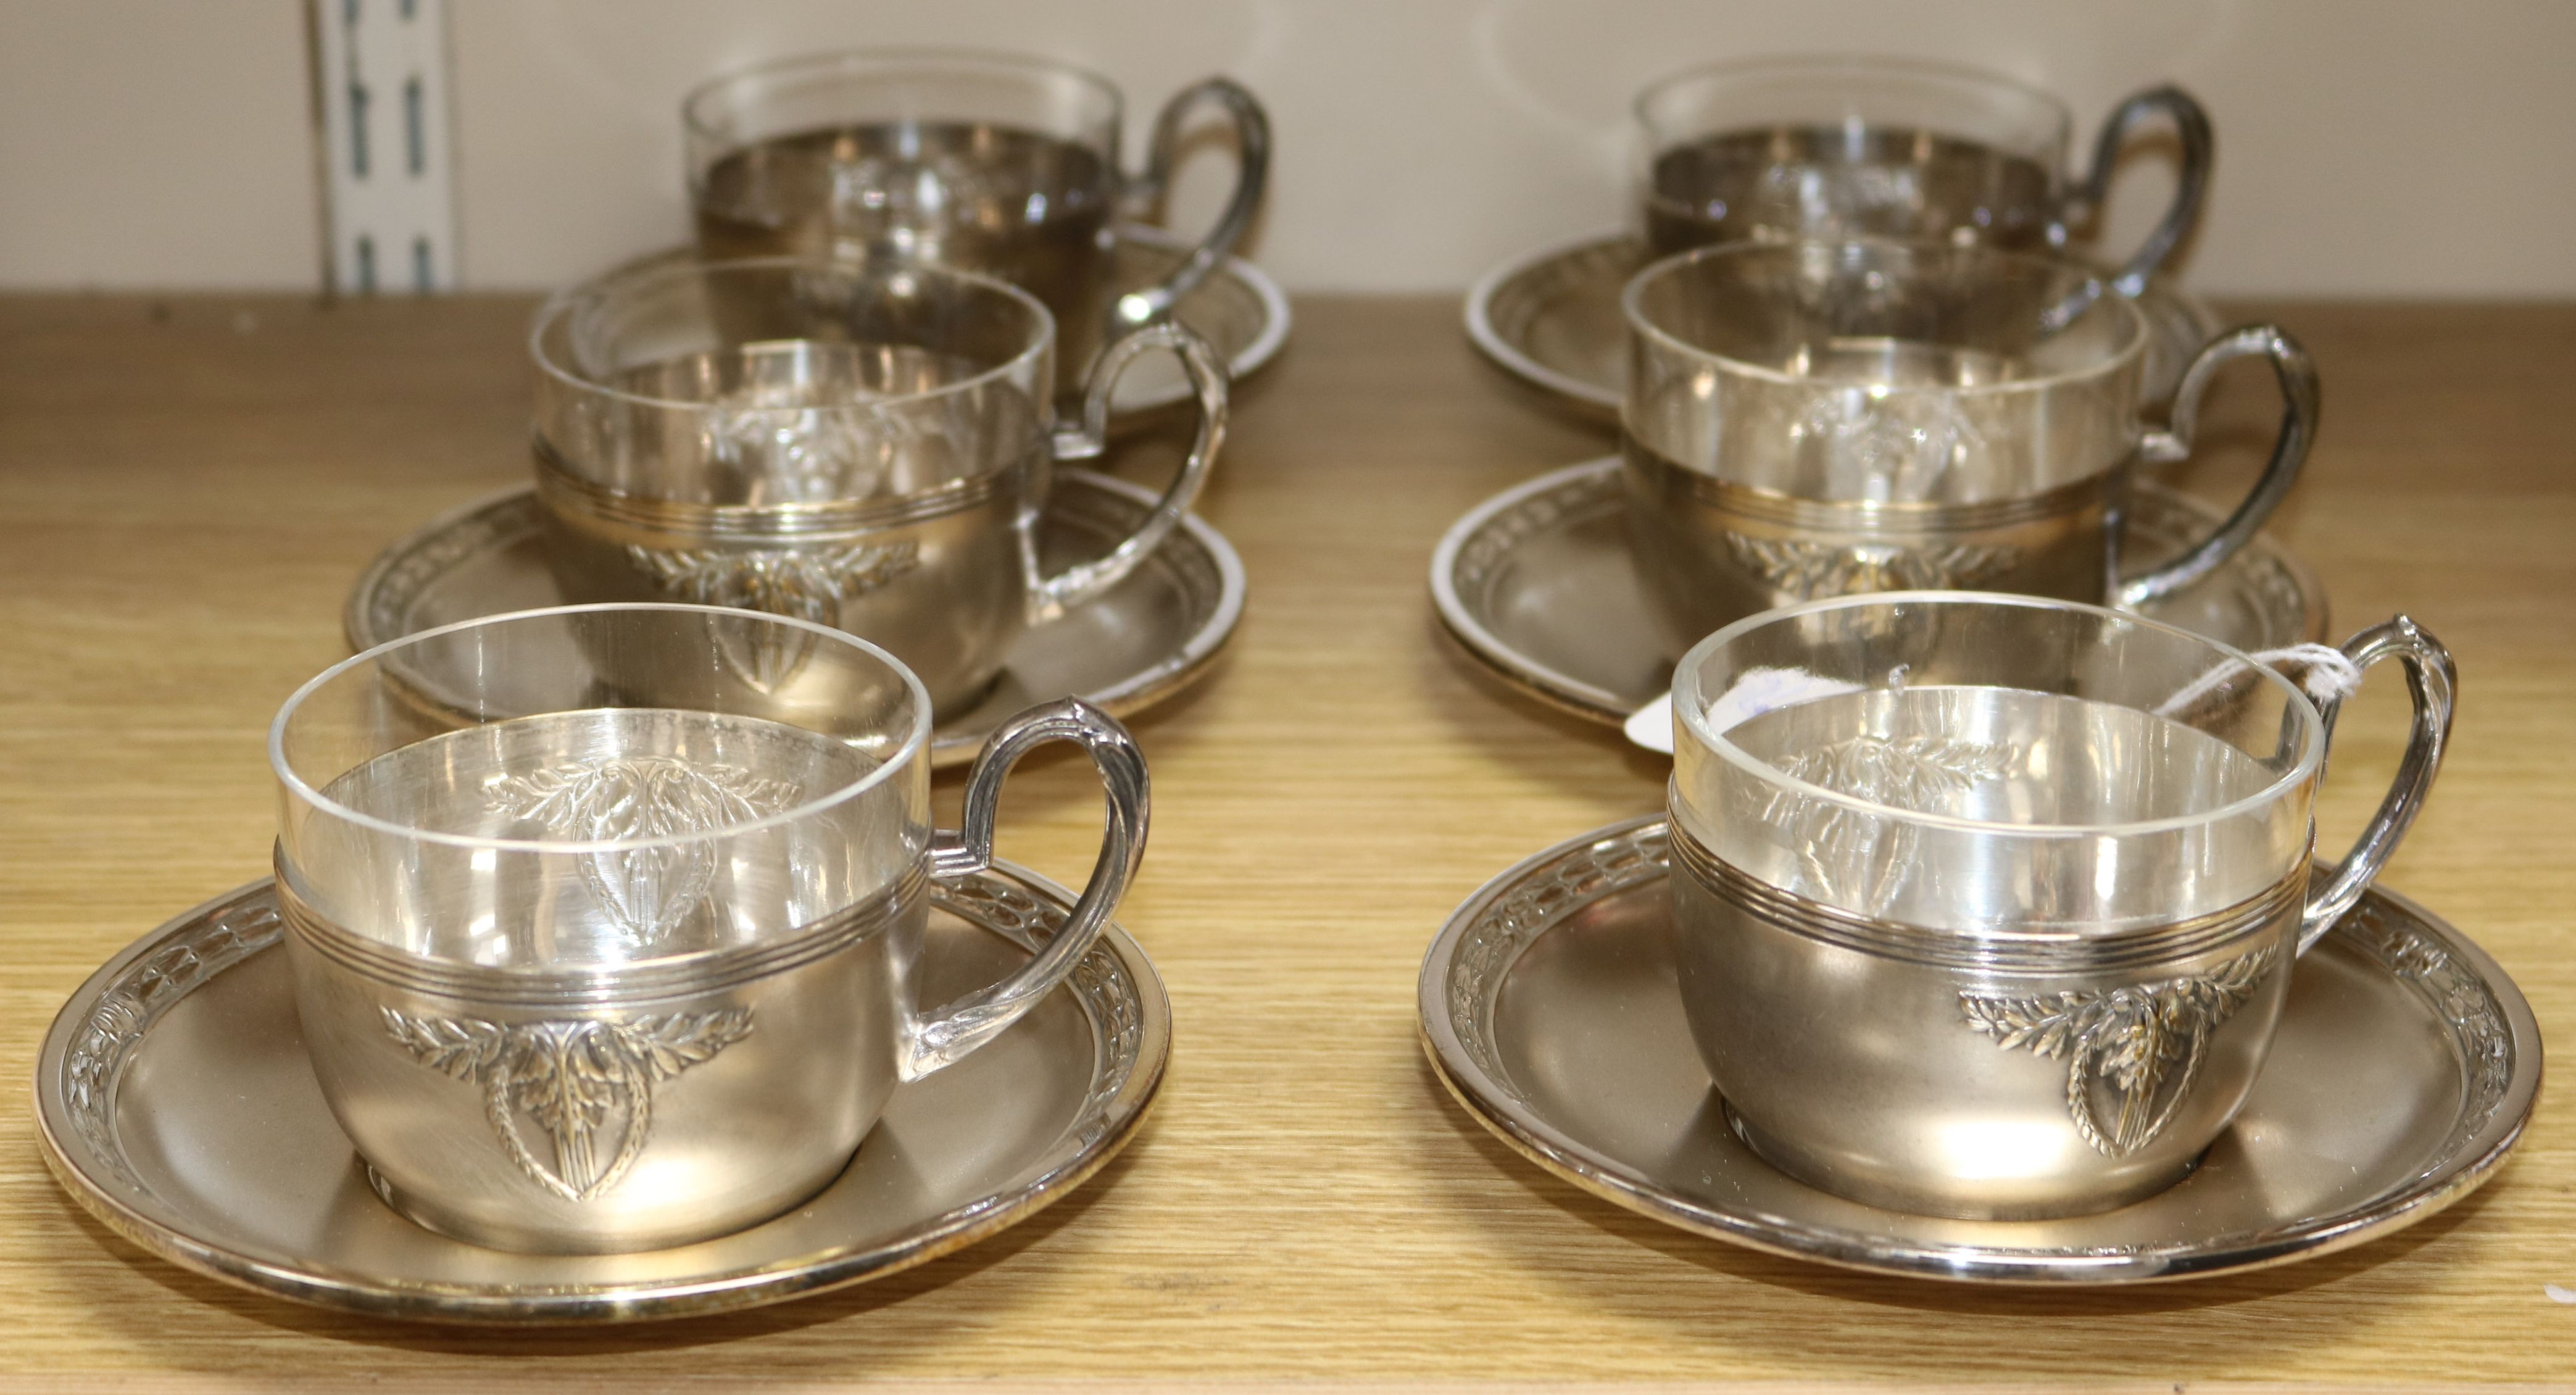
(270, 604, 1153, 1254)
(280, 872, 921, 1254)
(1667, 594, 2455, 1220)
(684, 48, 1269, 392)
(1633, 56, 2210, 294)
(1621, 239, 2317, 651)
(531, 256, 1228, 721)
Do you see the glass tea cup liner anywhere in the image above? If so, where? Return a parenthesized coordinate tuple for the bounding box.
(681, 47, 1270, 351)
(270, 602, 931, 980)
(1620, 237, 2154, 506)
(1631, 56, 2211, 296)
(527, 253, 1057, 515)
(1670, 594, 2358, 939)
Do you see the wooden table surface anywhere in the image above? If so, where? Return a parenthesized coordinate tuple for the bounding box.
(1, 293, 2571, 1391)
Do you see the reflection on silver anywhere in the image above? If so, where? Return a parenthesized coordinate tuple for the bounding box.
(626, 541, 920, 692)
(1418, 815, 2539, 1284)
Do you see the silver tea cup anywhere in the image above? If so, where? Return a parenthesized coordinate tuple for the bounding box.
(272, 604, 1149, 1254)
(530, 255, 1226, 719)
(1622, 238, 2318, 649)
(686, 48, 1269, 396)
(1668, 593, 2453, 1220)
(1635, 56, 2209, 295)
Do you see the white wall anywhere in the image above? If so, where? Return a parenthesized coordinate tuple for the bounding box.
(2, 0, 2572, 296)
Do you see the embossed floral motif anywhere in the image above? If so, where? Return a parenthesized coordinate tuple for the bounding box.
(1726, 534, 2021, 600)
(1790, 386, 1987, 501)
(1960, 944, 2277, 1157)
(1758, 735, 2016, 914)
(627, 541, 918, 693)
(383, 1007, 754, 1201)
(488, 757, 802, 945)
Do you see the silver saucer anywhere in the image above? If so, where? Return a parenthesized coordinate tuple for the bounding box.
(36, 867, 1167, 1323)
(1432, 457, 2328, 728)
(347, 470, 1245, 768)
(1465, 230, 2222, 425)
(1110, 224, 1291, 423)
(1420, 815, 2538, 1285)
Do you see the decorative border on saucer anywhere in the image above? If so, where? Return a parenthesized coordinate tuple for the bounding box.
(1444, 822, 1669, 1089)
(37, 867, 1166, 1323)
(59, 885, 285, 1195)
(1419, 814, 2541, 1284)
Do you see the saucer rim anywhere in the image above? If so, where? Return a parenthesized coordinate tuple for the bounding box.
(1416, 813, 2541, 1285)
(343, 468, 1248, 770)
(1428, 456, 2330, 728)
(35, 867, 1169, 1324)
(1462, 227, 1632, 416)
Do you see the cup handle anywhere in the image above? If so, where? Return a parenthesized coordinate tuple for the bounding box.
(1113, 77, 1273, 333)
(2294, 617, 2456, 954)
(901, 698, 1150, 1080)
(2064, 84, 2214, 296)
(1032, 320, 1229, 621)
(2114, 323, 2320, 608)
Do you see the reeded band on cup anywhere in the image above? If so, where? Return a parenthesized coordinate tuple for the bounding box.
(532, 448, 1016, 541)
(276, 860, 926, 1006)
(1668, 820, 2305, 973)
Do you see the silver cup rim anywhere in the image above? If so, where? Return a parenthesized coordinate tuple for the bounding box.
(681, 44, 1126, 152)
(1671, 590, 2329, 841)
(1621, 236, 2150, 397)
(527, 253, 1058, 417)
(1631, 52, 2073, 154)
(269, 602, 933, 857)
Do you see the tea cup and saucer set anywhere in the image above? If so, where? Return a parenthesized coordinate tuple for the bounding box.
(38, 48, 1280, 1322)
(1423, 56, 2537, 1284)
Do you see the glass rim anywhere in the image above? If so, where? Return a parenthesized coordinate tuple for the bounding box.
(682, 45, 1125, 147)
(1621, 236, 2149, 396)
(527, 253, 1057, 416)
(270, 602, 932, 856)
(1671, 591, 2328, 839)
(1631, 52, 2072, 149)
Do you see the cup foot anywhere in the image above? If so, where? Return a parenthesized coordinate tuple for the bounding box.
(1719, 1099, 2204, 1222)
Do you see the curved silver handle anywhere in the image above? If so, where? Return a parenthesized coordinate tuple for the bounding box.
(903, 699, 1150, 1078)
(2065, 84, 2214, 296)
(1033, 320, 1229, 620)
(2116, 323, 2319, 608)
(2296, 617, 2456, 954)
(1114, 77, 1271, 333)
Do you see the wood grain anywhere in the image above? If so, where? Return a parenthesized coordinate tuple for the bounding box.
(1, 293, 2571, 1387)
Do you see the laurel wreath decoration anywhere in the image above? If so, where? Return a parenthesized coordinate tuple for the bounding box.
(382, 1007, 754, 1201)
(1960, 944, 2277, 1157)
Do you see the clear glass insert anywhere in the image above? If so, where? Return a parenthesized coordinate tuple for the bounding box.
(1634, 56, 2072, 257)
(272, 604, 931, 968)
(1671, 593, 2321, 933)
(530, 254, 1055, 507)
(1624, 238, 2146, 502)
(684, 49, 1123, 373)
